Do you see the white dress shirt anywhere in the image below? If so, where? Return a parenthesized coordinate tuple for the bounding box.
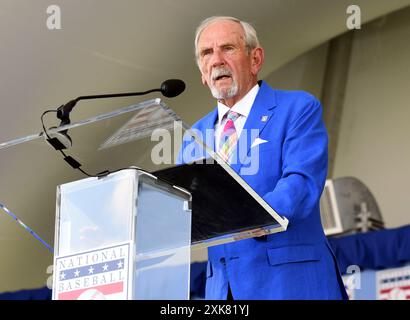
(215, 84, 260, 150)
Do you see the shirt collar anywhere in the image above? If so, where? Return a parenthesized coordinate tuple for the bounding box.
(217, 84, 260, 126)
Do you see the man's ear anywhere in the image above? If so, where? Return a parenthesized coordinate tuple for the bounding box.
(201, 74, 208, 86)
(251, 47, 264, 76)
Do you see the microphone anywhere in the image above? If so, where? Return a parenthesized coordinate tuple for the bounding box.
(56, 79, 186, 124)
(160, 79, 186, 97)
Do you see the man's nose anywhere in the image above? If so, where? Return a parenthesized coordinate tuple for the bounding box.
(210, 49, 225, 67)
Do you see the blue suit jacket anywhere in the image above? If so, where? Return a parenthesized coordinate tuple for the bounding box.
(178, 81, 347, 299)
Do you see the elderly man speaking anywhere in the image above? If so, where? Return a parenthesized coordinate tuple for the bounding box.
(178, 16, 348, 300)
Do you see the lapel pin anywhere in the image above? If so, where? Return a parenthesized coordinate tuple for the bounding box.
(261, 116, 268, 122)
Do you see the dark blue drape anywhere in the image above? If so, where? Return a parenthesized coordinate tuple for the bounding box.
(328, 224, 410, 274)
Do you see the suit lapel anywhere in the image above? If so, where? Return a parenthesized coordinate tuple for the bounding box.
(197, 108, 218, 154)
(230, 81, 277, 173)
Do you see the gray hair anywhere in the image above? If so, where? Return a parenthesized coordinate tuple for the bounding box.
(194, 16, 260, 66)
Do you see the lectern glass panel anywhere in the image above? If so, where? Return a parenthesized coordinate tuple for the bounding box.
(53, 169, 191, 300)
(133, 174, 191, 299)
(55, 170, 136, 257)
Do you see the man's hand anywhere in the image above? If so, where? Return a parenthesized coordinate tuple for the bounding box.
(233, 227, 268, 241)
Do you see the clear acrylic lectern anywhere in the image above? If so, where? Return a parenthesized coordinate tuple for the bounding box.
(0, 98, 288, 300)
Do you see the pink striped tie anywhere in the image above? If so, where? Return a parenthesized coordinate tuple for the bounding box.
(219, 111, 240, 162)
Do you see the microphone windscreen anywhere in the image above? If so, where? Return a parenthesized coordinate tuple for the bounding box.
(160, 79, 186, 98)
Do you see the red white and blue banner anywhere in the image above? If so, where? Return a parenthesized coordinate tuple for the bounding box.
(53, 242, 131, 300)
(376, 265, 410, 300)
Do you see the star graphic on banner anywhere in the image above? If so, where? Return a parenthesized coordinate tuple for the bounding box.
(74, 269, 80, 277)
(102, 263, 109, 271)
(60, 272, 66, 280)
(117, 260, 123, 269)
(88, 266, 94, 274)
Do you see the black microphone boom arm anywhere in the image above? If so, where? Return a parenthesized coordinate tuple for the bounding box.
(56, 79, 185, 124)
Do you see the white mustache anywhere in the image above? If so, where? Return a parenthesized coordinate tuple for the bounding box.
(211, 67, 232, 81)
